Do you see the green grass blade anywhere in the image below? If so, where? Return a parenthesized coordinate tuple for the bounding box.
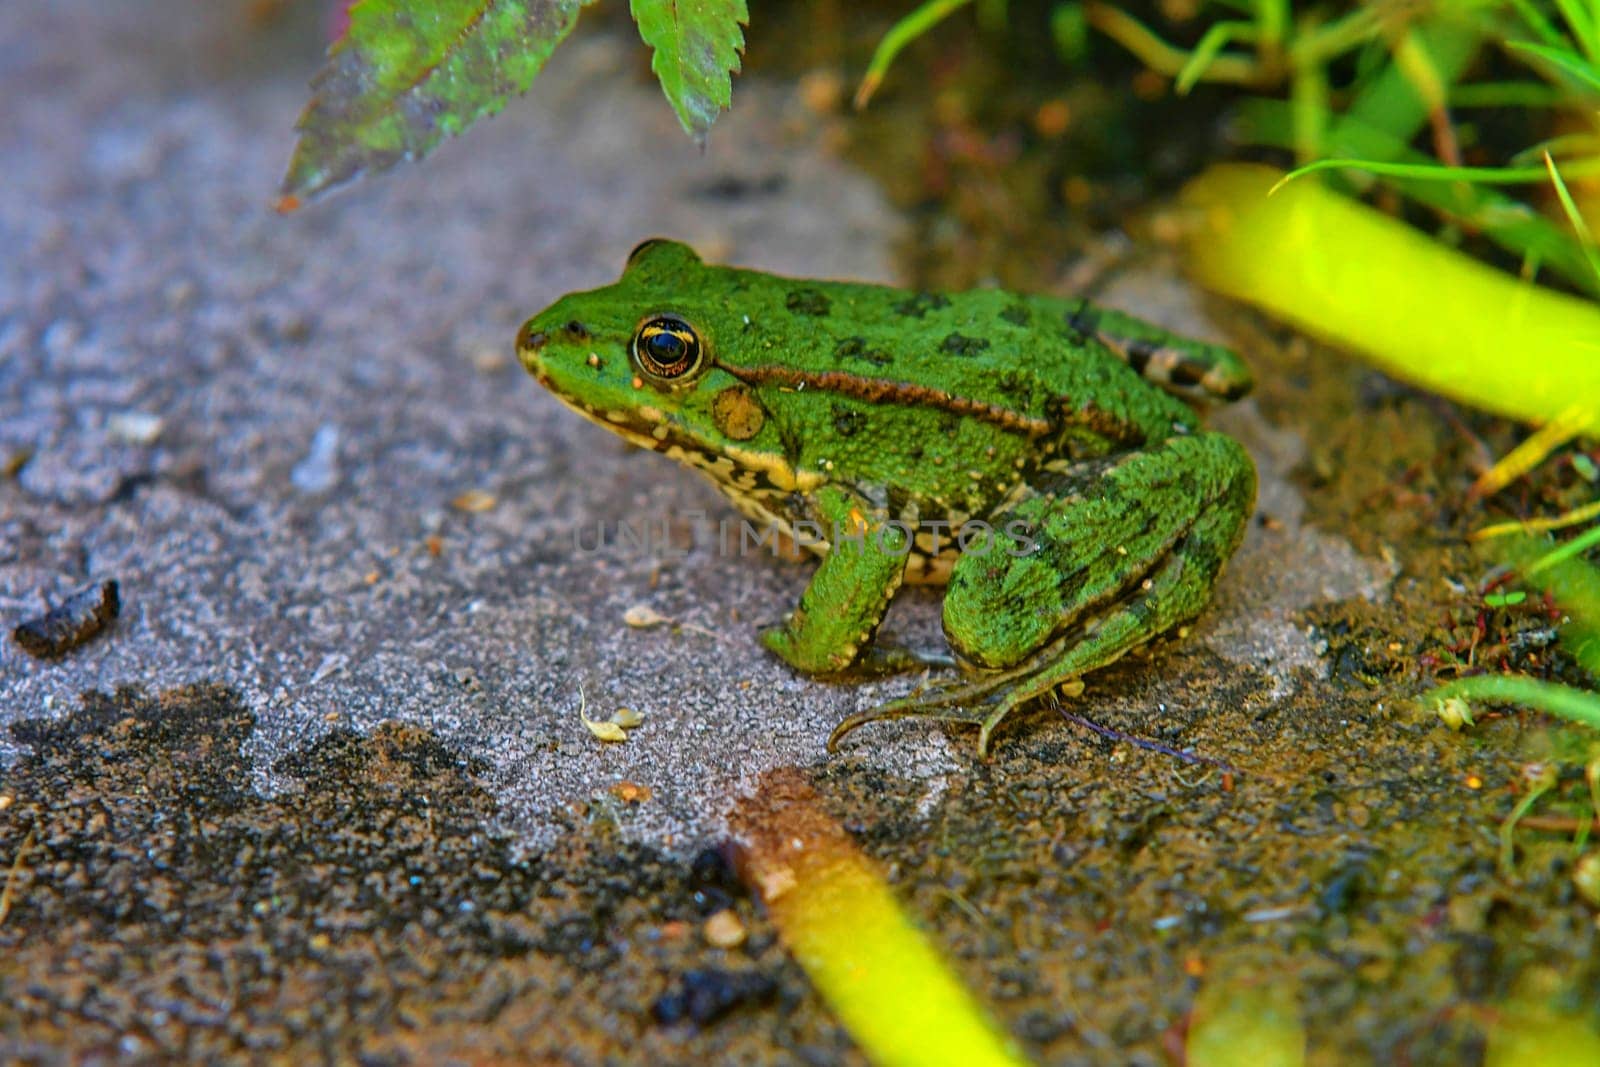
(1293, 5, 1382, 66)
(1278, 156, 1600, 186)
(1515, 532, 1600, 676)
(1508, 0, 1570, 49)
(855, 0, 974, 108)
(1427, 675, 1600, 731)
(1551, 0, 1598, 61)
(1528, 523, 1600, 577)
(1510, 133, 1600, 164)
(1450, 80, 1567, 107)
(1235, 99, 1600, 296)
(1175, 20, 1259, 96)
(1290, 42, 1327, 163)
(1051, 2, 1090, 62)
(1507, 39, 1600, 95)
(631, 0, 748, 139)
(1544, 151, 1600, 285)
(1340, 17, 1479, 143)
(1254, 0, 1287, 52)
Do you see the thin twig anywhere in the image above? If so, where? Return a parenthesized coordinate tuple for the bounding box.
(1057, 709, 1238, 773)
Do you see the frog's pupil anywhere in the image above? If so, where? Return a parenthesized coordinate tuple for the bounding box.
(649, 332, 684, 361)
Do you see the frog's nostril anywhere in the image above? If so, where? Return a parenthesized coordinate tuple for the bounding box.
(517, 322, 548, 352)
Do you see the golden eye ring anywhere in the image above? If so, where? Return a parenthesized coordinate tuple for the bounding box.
(632, 315, 705, 381)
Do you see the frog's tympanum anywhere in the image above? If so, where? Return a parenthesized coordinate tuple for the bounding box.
(518, 240, 1256, 754)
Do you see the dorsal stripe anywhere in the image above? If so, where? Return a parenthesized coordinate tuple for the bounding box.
(720, 364, 1052, 437)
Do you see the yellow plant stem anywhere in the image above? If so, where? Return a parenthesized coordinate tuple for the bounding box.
(733, 770, 1029, 1067)
(1471, 402, 1595, 497)
(1474, 497, 1600, 540)
(1179, 164, 1600, 430)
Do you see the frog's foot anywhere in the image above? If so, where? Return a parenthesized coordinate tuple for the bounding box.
(821, 643, 958, 680)
(827, 654, 1045, 752)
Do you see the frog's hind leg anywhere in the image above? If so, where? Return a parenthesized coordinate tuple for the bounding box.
(831, 433, 1256, 756)
(1065, 301, 1253, 403)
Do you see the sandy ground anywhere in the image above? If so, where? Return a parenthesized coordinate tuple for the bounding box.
(13, 5, 1583, 1064)
(0, 1, 1385, 851)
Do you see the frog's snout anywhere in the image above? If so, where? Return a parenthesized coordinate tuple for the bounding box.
(516, 320, 548, 356)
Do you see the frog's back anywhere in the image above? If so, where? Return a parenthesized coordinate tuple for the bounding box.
(713, 266, 1204, 443)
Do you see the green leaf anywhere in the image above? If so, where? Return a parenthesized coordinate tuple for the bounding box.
(1507, 39, 1600, 96)
(631, 0, 749, 139)
(281, 0, 593, 205)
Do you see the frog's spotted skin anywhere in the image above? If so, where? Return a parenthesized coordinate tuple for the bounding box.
(518, 240, 1257, 754)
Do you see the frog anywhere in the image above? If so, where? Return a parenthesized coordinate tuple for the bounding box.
(517, 239, 1256, 755)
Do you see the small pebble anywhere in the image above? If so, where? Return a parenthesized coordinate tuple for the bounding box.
(12, 580, 120, 659)
(704, 909, 747, 949)
(651, 967, 775, 1027)
(471, 347, 509, 373)
(107, 411, 164, 445)
(623, 605, 671, 628)
(451, 489, 497, 513)
(290, 424, 341, 494)
(609, 780, 652, 804)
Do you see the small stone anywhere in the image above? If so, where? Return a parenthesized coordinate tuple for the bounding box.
(451, 489, 497, 513)
(704, 909, 747, 949)
(290, 424, 341, 494)
(623, 605, 670, 628)
(651, 967, 775, 1027)
(107, 411, 164, 445)
(12, 580, 120, 659)
(755, 865, 796, 903)
(609, 780, 652, 804)
(472, 346, 508, 373)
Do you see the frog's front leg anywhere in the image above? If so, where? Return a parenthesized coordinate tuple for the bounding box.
(760, 484, 921, 677)
(830, 432, 1256, 755)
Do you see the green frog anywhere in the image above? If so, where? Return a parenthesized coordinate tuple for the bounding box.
(517, 240, 1256, 755)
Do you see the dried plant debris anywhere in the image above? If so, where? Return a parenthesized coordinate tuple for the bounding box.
(11, 581, 120, 660)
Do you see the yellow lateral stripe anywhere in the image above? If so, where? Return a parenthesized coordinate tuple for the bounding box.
(1178, 164, 1600, 431)
(734, 771, 1031, 1067)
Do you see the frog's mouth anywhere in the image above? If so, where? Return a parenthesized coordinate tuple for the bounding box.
(526, 364, 681, 456)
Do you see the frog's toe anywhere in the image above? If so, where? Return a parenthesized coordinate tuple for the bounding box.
(820, 642, 958, 680)
(827, 698, 991, 752)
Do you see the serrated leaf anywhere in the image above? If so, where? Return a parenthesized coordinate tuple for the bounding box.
(631, 0, 748, 139)
(282, 0, 592, 205)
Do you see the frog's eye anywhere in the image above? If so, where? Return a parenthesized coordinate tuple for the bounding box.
(632, 315, 705, 382)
